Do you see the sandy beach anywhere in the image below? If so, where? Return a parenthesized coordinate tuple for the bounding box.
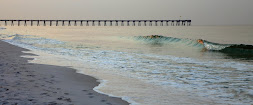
(0, 40, 129, 105)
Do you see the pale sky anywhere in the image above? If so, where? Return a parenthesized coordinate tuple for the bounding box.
(0, 0, 253, 25)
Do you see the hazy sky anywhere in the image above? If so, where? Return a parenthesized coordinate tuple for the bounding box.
(0, 0, 253, 25)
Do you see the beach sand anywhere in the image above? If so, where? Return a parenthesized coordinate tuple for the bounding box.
(0, 40, 129, 105)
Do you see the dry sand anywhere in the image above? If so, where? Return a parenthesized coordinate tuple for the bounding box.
(0, 40, 129, 105)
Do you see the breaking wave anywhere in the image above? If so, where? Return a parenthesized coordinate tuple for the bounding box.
(134, 35, 253, 59)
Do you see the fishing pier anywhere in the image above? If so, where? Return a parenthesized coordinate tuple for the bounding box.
(0, 20, 191, 26)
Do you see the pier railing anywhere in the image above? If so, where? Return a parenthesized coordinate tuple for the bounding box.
(0, 20, 191, 26)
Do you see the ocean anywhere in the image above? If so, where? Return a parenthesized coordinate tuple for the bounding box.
(0, 26, 253, 105)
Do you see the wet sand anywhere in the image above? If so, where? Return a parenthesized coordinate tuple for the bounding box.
(0, 40, 129, 105)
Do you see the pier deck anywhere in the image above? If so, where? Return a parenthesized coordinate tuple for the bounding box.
(0, 20, 191, 26)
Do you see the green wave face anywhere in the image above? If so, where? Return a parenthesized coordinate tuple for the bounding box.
(134, 35, 203, 47)
(134, 35, 253, 60)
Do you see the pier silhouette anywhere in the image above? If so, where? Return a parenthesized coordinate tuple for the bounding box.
(0, 20, 191, 26)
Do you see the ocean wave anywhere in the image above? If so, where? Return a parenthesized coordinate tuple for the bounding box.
(12, 34, 65, 45)
(134, 35, 253, 59)
(203, 40, 253, 50)
(203, 40, 253, 59)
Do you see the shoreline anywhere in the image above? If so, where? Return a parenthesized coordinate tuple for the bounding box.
(0, 40, 129, 105)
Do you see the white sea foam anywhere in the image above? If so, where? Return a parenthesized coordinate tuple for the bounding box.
(93, 79, 139, 105)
